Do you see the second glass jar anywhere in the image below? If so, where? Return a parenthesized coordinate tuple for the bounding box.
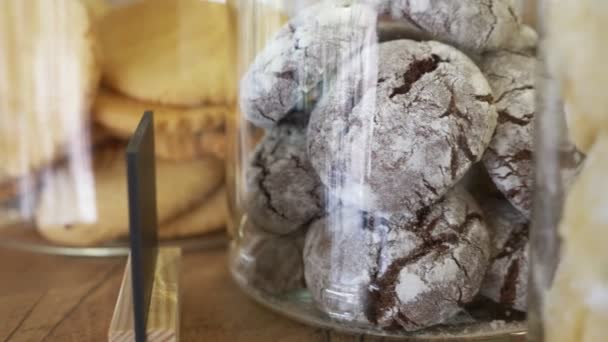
(229, 0, 538, 339)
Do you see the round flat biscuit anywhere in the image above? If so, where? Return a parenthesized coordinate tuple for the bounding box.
(99, 0, 236, 106)
(94, 88, 227, 160)
(35, 143, 224, 246)
(159, 186, 227, 239)
(0, 0, 101, 187)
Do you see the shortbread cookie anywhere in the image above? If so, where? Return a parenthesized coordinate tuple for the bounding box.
(545, 134, 608, 342)
(99, 0, 236, 106)
(0, 0, 101, 187)
(247, 120, 324, 235)
(94, 88, 227, 160)
(565, 104, 597, 154)
(374, 0, 521, 52)
(36, 143, 224, 246)
(308, 39, 497, 214)
(240, 2, 378, 128)
(304, 188, 490, 331)
(546, 0, 608, 154)
(478, 197, 529, 311)
(159, 187, 227, 239)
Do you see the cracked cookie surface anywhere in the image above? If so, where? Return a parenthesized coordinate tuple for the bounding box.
(240, 2, 378, 128)
(247, 118, 325, 235)
(478, 196, 529, 312)
(371, 0, 521, 52)
(303, 187, 490, 331)
(480, 50, 536, 217)
(308, 39, 497, 214)
(480, 50, 583, 217)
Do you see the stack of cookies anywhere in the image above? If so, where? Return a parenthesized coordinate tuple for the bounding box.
(235, 0, 583, 332)
(1, 0, 234, 246)
(94, 0, 234, 161)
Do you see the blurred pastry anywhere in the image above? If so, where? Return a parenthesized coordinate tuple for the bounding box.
(36, 143, 224, 246)
(160, 187, 227, 239)
(99, 0, 236, 106)
(94, 88, 227, 160)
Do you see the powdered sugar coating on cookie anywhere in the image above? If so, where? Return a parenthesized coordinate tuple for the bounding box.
(308, 39, 497, 214)
(370, 188, 490, 330)
(303, 207, 382, 324)
(247, 120, 325, 235)
(240, 2, 378, 128)
(478, 197, 529, 311)
(303, 188, 491, 330)
(480, 51, 536, 217)
(373, 0, 522, 52)
(480, 50, 583, 217)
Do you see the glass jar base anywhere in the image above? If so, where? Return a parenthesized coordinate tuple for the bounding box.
(0, 224, 228, 257)
(230, 247, 527, 341)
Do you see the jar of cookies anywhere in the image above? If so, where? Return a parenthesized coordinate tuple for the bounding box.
(0, 0, 233, 255)
(528, 1, 607, 341)
(229, 0, 542, 338)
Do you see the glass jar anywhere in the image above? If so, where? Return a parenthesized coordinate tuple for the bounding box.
(229, 0, 539, 339)
(529, 1, 608, 341)
(0, 0, 233, 255)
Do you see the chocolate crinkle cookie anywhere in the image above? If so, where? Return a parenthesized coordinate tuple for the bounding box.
(477, 197, 529, 312)
(369, 0, 521, 53)
(308, 39, 497, 214)
(303, 206, 380, 324)
(232, 223, 306, 295)
(480, 50, 584, 218)
(247, 119, 325, 235)
(480, 50, 536, 217)
(240, 2, 378, 128)
(303, 187, 491, 331)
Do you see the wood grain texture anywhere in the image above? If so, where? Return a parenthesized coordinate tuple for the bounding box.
(109, 248, 181, 342)
(0, 246, 387, 342)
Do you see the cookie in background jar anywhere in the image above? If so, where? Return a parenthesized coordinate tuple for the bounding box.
(35, 142, 224, 246)
(160, 187, 227, 240)
(94, 88, 227, 160)
(99, 0, 236, 106)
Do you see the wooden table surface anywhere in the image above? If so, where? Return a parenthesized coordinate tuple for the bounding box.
(0, 245, 389, 342)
